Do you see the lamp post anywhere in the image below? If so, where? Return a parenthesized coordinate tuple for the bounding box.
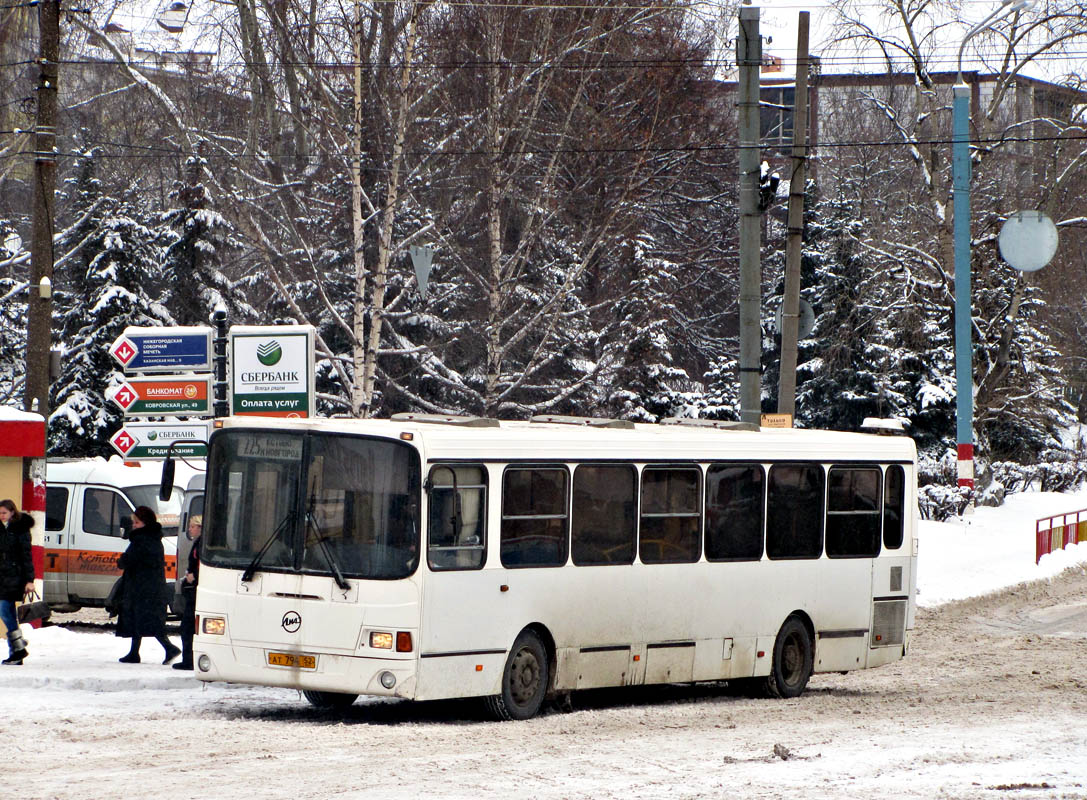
(952, 0, 1031, 496)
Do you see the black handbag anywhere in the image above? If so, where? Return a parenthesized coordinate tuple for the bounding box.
(17, 590, 51, 624)
(105, 574, 125, 617)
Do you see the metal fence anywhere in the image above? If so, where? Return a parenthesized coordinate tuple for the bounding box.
(1035, 509, 1087, 564)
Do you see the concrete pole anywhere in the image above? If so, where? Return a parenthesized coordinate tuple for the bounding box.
(24, 0, 59, 419)
(776, 11, 810, 419)
(737, 6, 762, 426)
(952, 82, 973, 492)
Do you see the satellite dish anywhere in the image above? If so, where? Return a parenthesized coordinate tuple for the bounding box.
(775, 298, 815, 339)
(998, 210, 1058, 272)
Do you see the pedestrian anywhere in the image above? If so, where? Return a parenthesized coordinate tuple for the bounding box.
(173, 514, 201, 671)
(0, 499, 35, 666)
(116, 506, 181, 665)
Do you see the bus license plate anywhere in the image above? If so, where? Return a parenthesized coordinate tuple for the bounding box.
(268, 652, 316, 669)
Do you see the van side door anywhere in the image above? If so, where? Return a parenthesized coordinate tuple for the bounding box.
(43, 484, 73, 605)
(68, 485, 136, 603)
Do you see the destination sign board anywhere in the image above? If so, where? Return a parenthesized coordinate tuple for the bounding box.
(109, 326, 213, 373)
(109, 375, 213, 417)
(109, 422, 209, 459)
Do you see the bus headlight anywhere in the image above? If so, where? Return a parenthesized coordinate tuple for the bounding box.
(202, 617, 226, 635)
(379, 671, 396, 689)
(370, 631, 393, 649)
(197, 654, 211, 672)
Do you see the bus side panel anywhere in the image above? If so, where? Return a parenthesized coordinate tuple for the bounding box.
(689, 560, 762, 681)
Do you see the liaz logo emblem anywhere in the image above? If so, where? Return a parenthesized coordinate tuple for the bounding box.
(257, 341, 283, 366)
(282, 611, 301, 633)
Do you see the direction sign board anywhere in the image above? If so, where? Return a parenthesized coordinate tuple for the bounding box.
(109, 422, 209, 459)
(230, 325, 315, 418)
(109, 326, 213, 373)
(109, 374, 213, 417)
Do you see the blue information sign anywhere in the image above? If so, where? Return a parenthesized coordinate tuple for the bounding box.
(111, 326, 213, 373)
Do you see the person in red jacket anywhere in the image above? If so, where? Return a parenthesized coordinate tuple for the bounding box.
(0, 499, 36, 665)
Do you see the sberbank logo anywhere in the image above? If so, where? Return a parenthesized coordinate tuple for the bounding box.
(147, 431, 158, 441)
(257, 341, 283, 366)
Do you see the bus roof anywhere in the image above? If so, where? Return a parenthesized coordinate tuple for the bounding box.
(211, 417, 917, 464)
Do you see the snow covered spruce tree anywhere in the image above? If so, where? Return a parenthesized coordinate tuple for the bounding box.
(49, 153, 170, 457)
(160, 148, 247, 326)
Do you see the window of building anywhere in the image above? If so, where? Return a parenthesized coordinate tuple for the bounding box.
(705, 464, 764, 561)
(826, 467, 882, 558)
(883, 465, 906, 550)
(639, 467, 701, 564)
(766, 464, 824, 559)
(501, 467, 568, 568)
(428, 465, 487, 571)
(572, 465, 636, 566)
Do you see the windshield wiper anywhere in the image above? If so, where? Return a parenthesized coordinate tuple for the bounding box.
(305, 495, 350, 591)
(242, 510, 295, 583)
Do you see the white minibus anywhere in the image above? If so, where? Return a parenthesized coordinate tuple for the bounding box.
(187, 414, 918, 719)
(44, 458, 200, 612)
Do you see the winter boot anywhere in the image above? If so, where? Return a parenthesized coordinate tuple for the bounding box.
(3, 629, 28, 665)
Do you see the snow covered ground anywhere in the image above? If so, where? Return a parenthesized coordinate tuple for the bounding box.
(4, 489, 1087, 799)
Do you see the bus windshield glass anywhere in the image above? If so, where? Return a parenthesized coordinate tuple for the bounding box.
(203, 430, 421, 580)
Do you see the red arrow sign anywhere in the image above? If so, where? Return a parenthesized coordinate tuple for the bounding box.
(111, 383, 138, 411)
(110, 336, 137, 367)
(110, 429, 136, 457)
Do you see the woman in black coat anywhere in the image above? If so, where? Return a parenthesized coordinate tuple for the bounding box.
(116, 506, 180, 665)
(0, 498, 35, 665)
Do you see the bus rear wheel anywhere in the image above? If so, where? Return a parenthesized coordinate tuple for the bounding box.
(764, 616, 813, 699)
(303, 690, 358, 710)
(485, 630, 549, 721)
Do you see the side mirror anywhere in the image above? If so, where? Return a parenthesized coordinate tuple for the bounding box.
(160, 457, 176, 502)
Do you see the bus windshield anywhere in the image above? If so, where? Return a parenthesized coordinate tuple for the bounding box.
(203, 430, 421, 580)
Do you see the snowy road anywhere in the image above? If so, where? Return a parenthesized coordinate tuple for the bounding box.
(4, 565, 1086, 800)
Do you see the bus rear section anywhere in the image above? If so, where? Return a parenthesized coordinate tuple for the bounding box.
(193, 428, 423, 704)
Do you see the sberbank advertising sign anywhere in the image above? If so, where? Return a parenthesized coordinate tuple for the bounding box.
(230, 325, 315, 417)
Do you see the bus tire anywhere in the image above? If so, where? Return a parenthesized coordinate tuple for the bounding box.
(303, 690, 358, 710)
(485, 630, 549, 721)
(764, 616, 813, 699)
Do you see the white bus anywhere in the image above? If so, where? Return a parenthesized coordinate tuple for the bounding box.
(189, 414, 917, 720)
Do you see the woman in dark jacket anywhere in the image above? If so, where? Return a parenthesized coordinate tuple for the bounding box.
(0, 498, 36, 665)
(116, 506, 180, 665)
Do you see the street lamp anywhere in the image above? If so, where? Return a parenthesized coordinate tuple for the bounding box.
(952, 0, 1032, 497)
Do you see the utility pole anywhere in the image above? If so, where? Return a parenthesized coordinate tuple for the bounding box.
(24, 0, 59, 417)
(737, 5, 762, 426)
(777, 11, 811, 419)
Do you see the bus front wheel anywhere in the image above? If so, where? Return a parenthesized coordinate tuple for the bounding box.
(485, 630, 549, 721)
(764, 616, 813, 699)
(303, 690, 358, 710)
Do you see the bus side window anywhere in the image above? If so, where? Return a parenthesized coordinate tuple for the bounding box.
(766, 464, 824, 560)
(571, 465, 636, 566)
(427, 465, 487, 571)
(883, 465, 906, 550)
(639, 466, 701, 564)
(501, 467, 568, 568)
(46, 487, 69, 531)
(705, 463, 764, 561)
(826, 467, 882, 558)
